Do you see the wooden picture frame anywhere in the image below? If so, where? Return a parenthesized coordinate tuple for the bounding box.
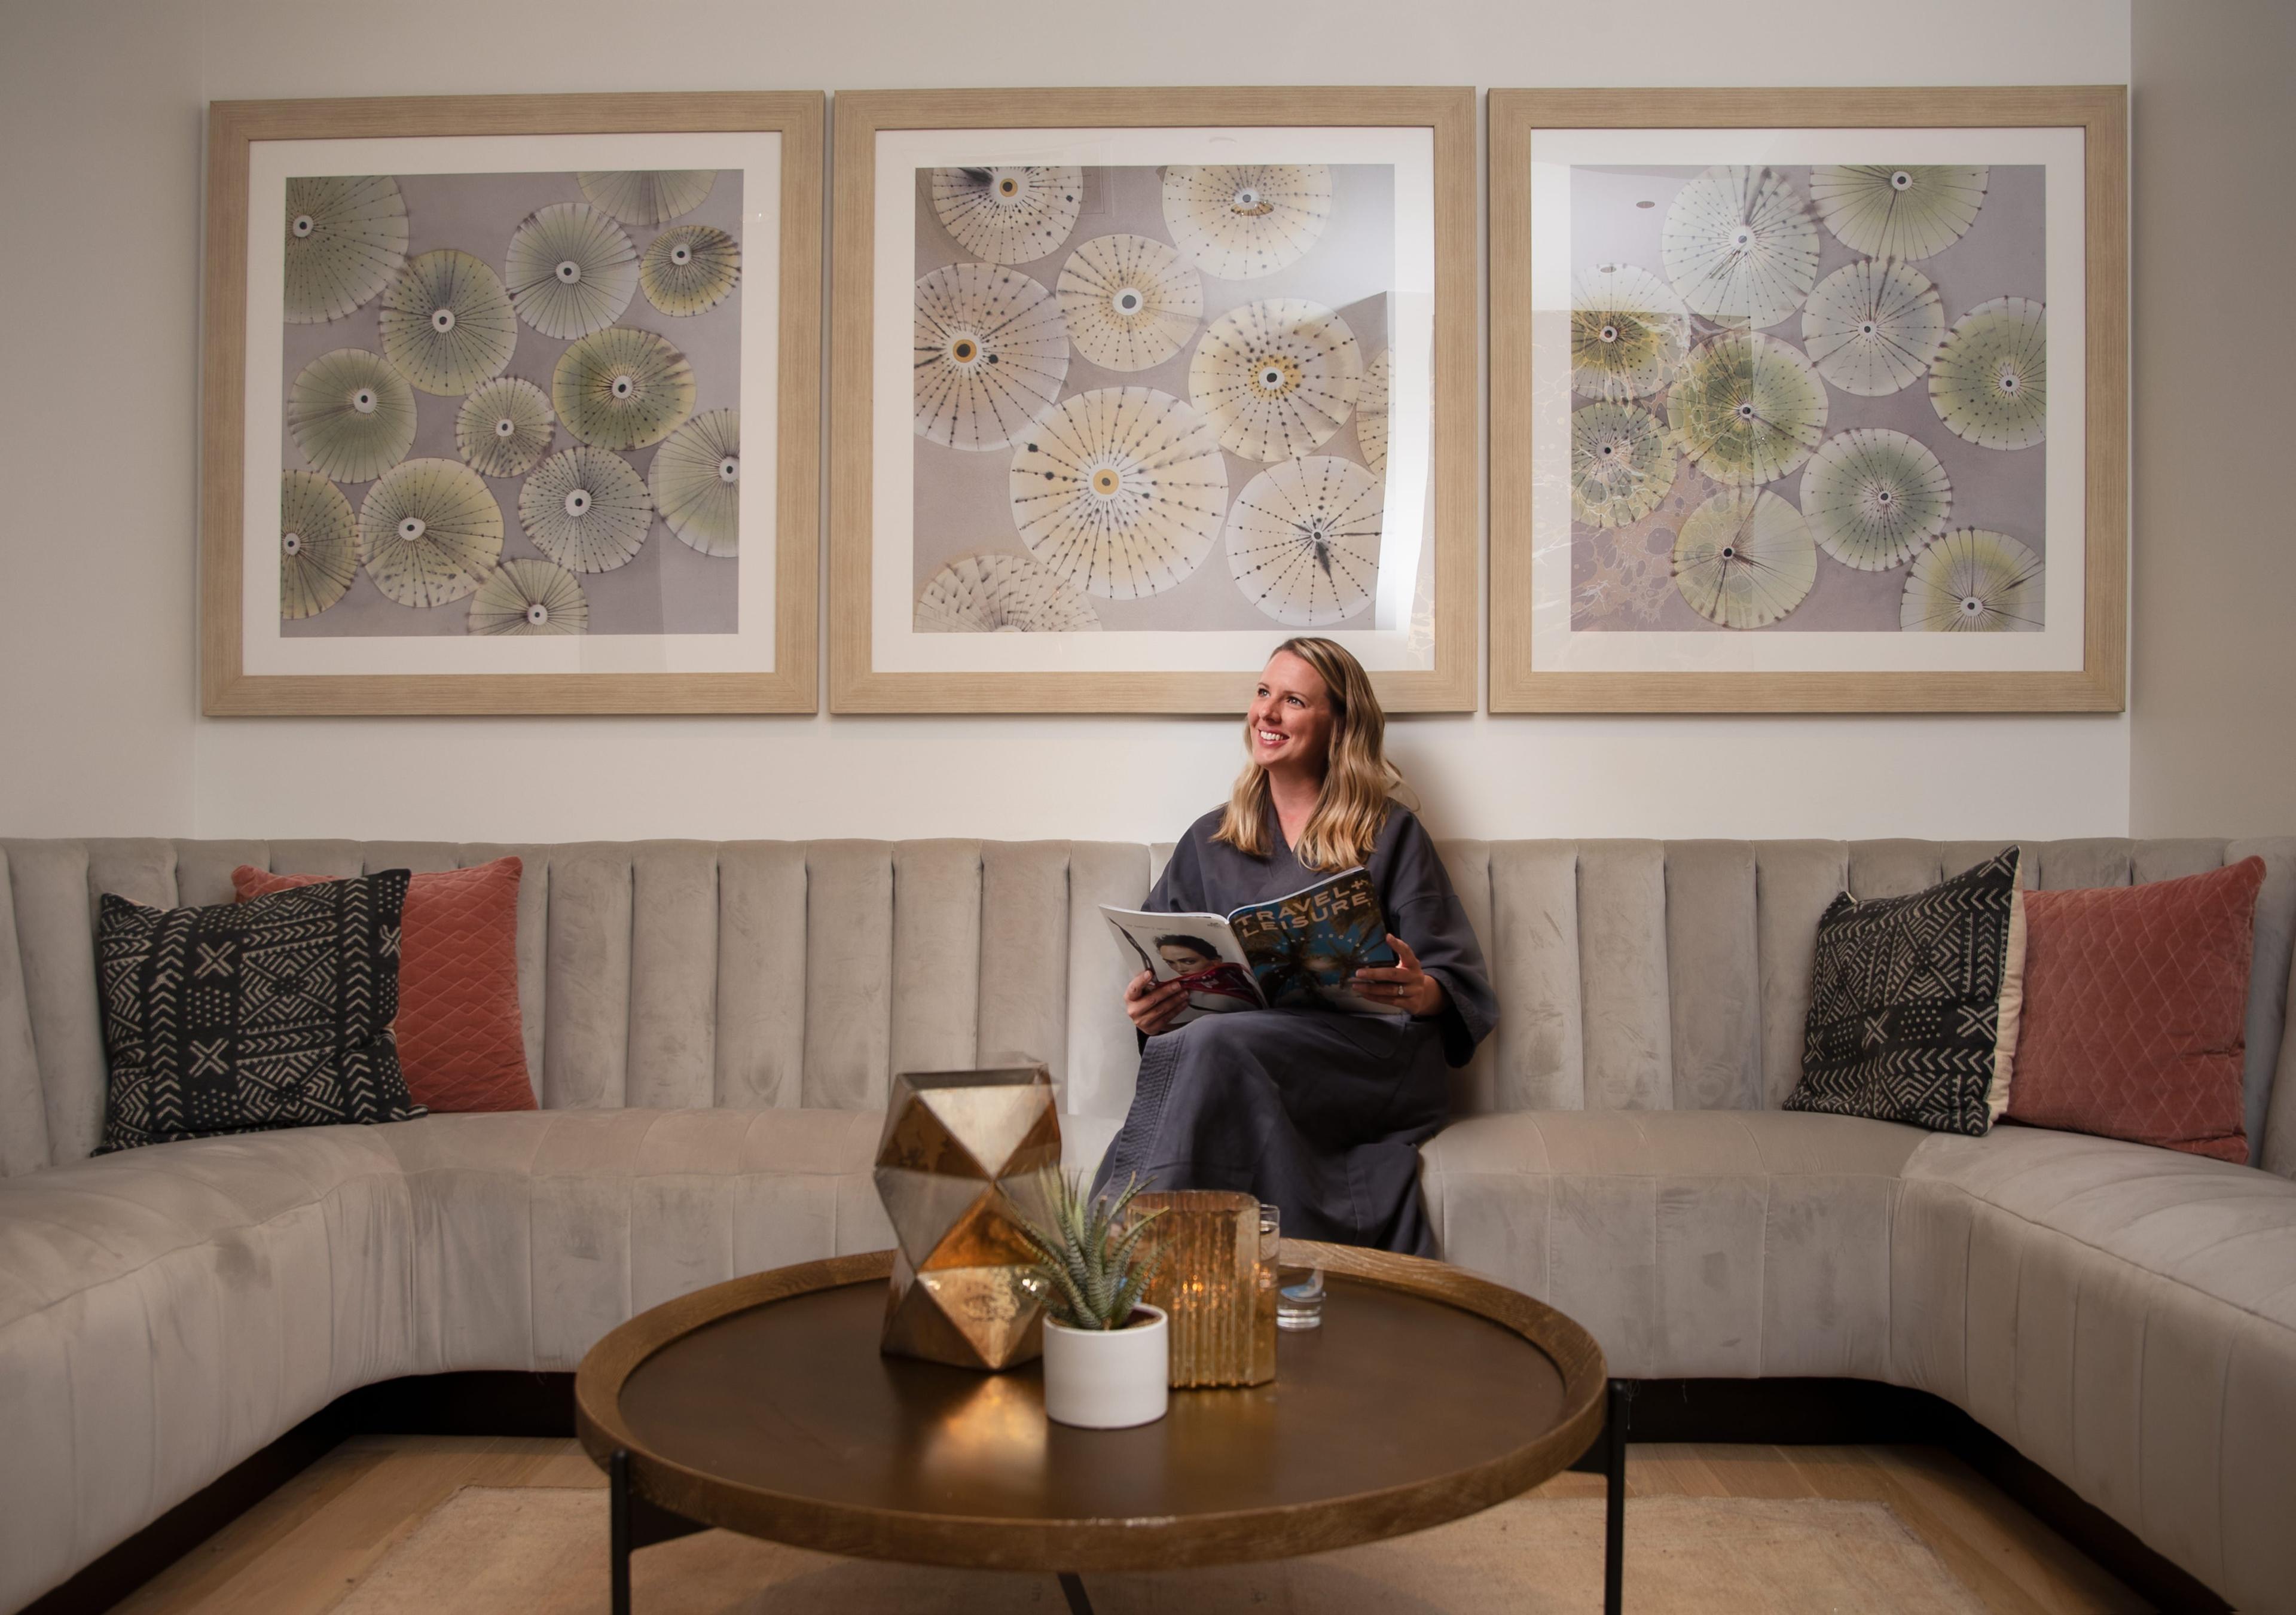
(831, 87, 1477, 713)
(201, 92, 823, 715)
(1488, 87, 2127, 713)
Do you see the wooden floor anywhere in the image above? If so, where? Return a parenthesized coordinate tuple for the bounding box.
(111, 1436, 2150, 1615)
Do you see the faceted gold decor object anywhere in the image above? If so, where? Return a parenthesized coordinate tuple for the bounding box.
(1130, 1191, 1278, 1388)
(876, 1067, 1062, 1370)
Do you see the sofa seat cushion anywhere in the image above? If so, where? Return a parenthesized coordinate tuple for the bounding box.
(0, 1125, 417, 1612)
(1419, 1110, 1930, 1379)
(1892, 1125, 2296, 1610)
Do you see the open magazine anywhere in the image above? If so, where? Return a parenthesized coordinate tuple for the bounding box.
(1103, 868, 1401, 1024)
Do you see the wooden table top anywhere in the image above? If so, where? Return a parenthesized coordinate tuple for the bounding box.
(575, 1240, 1607, 1573)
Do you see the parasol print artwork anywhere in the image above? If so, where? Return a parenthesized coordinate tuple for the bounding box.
(276, 167, 735, 640)
(833, 88, 1477, 713)
(910, 162, 1399, 636)
(1489, 86, 2127, 713)
(1572, 161, 2043, 635)
(203, 94, 823, 715)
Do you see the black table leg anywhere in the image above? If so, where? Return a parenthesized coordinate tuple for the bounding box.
(1603, 1379, 1627, 1615)
(1058, 1571, 1095, 1614)
(610, 1448, 633, 1615)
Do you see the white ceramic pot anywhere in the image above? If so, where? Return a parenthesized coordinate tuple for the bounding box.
(1041, 1305, 1170, 1429)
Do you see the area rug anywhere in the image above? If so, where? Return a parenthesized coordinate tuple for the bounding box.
(334, 1485, 1985, 1614)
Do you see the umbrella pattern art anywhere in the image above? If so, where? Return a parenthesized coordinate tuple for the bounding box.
(1162, 165, 1332, 280)
(1056, 234, 1202, 372)
(283, 176, 408, 324)
(276, 166, 744, 643)
(1673, 487, 1818, 630)
(915, 551, 1103, 633)
(289, 349, 417, 486)
(1901, 529, 2044, 631)
(932, 167, 1085, 265)
(1224, 456, 1384, 627)
(914, 262, 1071, 451)
(1189, 298, 1362, 463)
(1007, 387, 1230, 599)
(279, 471, 358, 619)
(357, 459, 503, 609)
(519, 445, 654, 574)
(1662, 165, 1821, 329)
(505, 202, 638, 341)
(469, 557, 589, 636)
(378, 249, 517, 396)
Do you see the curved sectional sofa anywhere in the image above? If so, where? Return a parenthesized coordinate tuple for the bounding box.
(3, 834, 2294, 1612)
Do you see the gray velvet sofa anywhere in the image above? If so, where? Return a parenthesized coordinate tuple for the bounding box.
(2, 835, 2294, 1613)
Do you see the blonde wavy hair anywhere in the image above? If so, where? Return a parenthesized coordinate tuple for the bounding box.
(1215, 636, 1404, 872)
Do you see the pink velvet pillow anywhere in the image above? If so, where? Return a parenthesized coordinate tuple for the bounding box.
(2007, 858, 2263, 1162)
(233, 857, 535, 1114)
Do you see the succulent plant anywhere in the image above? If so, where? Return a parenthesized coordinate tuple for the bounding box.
(1013, 1169, 1164, 1331)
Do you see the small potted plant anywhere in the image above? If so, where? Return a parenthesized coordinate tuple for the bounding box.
(1014, 1170, 1169, 1429)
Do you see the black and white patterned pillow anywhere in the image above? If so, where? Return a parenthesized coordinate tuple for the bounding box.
(95, 869, 426, 1153)
(1783, 847, 2026, 1137)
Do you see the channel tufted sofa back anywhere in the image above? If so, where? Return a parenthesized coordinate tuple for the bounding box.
(4, 835, 2293, 1177)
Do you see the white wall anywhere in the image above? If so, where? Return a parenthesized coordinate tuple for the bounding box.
(2128, 0, 2296, 838)
(0, 0, 2135, 846)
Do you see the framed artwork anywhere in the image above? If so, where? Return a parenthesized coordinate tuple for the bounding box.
(200, 92, 822, 716)
(829, 87, 1477, 713)
(1488, 87, 2126, 713)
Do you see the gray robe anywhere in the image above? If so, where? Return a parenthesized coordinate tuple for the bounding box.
(1092, 804, 1497, 1256)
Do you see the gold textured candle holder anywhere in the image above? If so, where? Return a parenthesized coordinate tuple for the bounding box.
(1129, 1191, 1279, 1387)
(875, 1066, 1061, 1371)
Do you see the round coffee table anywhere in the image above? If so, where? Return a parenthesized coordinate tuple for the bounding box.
(575, 1240, 1620, 1613)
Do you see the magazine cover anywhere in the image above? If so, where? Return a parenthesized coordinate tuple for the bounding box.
(1103, 909, 1262, 1025)
(1229, 870, 1399, 1013)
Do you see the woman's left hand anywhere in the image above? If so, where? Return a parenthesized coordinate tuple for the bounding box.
(1352, 935, 1448, 1018)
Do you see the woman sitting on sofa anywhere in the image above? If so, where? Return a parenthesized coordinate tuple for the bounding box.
(1096, 636, 1496, 1256)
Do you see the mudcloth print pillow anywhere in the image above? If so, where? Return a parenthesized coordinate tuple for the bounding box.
(233, 857, 535, 1113)
(1784, 847, 2026, 1136)
(2008, 857, 2264, 1163)
(96, 869, 426, 1153)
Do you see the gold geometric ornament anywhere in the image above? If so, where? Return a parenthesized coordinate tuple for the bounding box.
(876, 1067, 1063, 1371)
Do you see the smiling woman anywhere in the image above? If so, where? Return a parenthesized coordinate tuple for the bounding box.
(1097, 637, 1497, 1255)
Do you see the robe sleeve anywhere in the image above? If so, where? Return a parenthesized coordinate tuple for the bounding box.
(1377, 811, 1498, 1068)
